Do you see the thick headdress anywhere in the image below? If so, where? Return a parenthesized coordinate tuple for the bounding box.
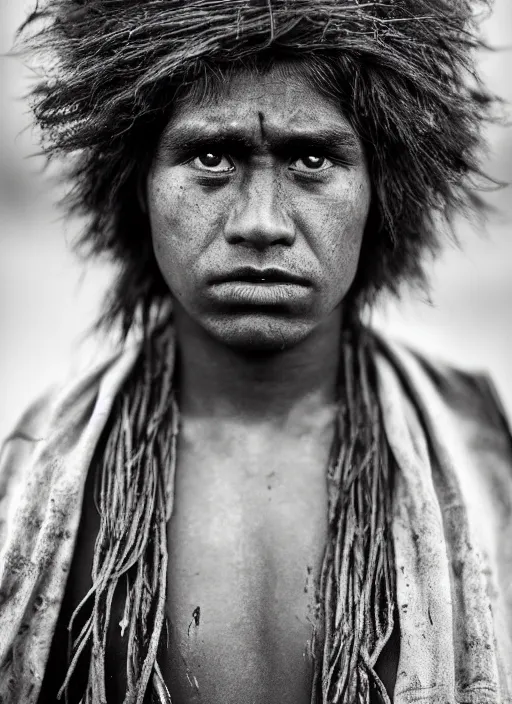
(21, 0, 494, 331)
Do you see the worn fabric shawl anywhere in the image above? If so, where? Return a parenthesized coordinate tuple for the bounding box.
(0, 329, 511, 703)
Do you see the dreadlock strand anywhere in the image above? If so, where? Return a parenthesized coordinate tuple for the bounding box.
(59, 326, 177, 703)
(133, 510, 169, 704)
(312, 327, 396, 703)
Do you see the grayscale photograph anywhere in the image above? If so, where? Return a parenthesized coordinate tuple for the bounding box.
(0, 1, 511, 702)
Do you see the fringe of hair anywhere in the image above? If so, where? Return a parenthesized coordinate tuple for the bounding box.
(18, 0, 496, 333)
(58, 321, 396, 703)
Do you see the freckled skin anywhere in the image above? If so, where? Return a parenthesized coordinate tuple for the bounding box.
(147, 64, 371, 352)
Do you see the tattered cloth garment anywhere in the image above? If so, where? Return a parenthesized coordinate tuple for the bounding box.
(0, 326, 511, 703)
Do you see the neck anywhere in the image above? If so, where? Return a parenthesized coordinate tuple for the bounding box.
(172, 306, 346, 426)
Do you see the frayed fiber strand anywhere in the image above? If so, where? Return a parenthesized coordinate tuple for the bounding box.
(61, 331, 179, 704)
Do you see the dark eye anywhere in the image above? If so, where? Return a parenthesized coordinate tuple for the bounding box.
(192, 152, 234, 173)
(290, 155, 333, 172)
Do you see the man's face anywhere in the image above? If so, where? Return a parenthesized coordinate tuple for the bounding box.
(147, 64, 371, 351)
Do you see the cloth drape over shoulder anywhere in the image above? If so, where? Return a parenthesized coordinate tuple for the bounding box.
(0, 330, 511, 703)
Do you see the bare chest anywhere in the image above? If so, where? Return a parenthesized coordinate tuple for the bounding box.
(160, 431, 331, 704)
(40, 422, 398, 703)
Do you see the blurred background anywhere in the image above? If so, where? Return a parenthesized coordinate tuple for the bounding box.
(1, 0, 511, 441)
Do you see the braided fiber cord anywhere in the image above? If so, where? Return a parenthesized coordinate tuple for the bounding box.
(311, 327, 396, 704)
(60, 324, 395, 703)
(60, 329, 179, 704)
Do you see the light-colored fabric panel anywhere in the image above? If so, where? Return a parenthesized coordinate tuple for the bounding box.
(454, 372, 512, 657)
(0, 345, 140, 703)
(375, 352, 456, 702)
(0, 388, 56, 553)
(376, 339, 512, 703)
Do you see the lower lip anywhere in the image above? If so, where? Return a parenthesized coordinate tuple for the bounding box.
(208, 281, 311, 305)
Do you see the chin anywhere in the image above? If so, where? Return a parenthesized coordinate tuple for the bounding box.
(207, 315, 312, 354)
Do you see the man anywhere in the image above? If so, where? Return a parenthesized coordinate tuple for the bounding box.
(0, 1, 511, 703)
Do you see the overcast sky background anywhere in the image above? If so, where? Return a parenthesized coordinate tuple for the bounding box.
(1, 0, 512, 440)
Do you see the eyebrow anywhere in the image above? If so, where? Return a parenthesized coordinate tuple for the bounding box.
(160, 123, 363, 160)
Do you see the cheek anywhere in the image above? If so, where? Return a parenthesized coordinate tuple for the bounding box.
(309, 176, 371, 278)
(146, 171, 222, 291)
(333, 180, 370, 260)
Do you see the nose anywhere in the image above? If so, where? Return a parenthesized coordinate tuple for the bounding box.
(223, 171, 295, 249)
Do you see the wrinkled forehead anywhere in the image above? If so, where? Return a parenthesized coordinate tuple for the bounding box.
(162, 60, 361, 149)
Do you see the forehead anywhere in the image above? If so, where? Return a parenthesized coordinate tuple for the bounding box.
(164, 63, 358, 144)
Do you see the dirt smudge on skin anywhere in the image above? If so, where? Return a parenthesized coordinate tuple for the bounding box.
(188, 606, 201, 636)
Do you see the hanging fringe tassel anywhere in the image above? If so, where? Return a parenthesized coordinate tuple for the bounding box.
(311, 326, 396, 704)
(60, 327, 179, 704)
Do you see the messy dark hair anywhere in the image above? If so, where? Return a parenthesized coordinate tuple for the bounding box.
(21, 0, 494, 334)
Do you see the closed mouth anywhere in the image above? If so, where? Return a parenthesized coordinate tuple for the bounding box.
(212, 267, 310, 286)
